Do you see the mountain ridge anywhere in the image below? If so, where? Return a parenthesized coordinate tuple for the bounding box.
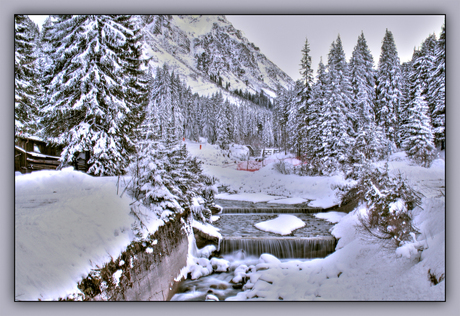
(142, 15, 295, 103)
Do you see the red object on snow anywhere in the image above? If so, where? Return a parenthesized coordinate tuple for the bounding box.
(183, 137, 185, 141)
(200, 144, 202, 150)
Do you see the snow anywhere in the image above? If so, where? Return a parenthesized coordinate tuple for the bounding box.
(14, 135, 445, 302)
(191, 219, 222, 240)
(267, 197, 308, 204)
(314, 211, 347, 224)
(216, 192, 284, 203)
(222, 151, 445, 301)
(15, 168, 137, 300)
(254, 215, 306, 235)
(186, 140, 348, 209)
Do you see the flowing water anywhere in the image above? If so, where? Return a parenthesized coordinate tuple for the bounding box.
(171, 201, 338, 301)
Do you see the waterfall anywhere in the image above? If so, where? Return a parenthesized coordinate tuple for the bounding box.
(219, 236, 336, 259)
(222, 208, 320, 214)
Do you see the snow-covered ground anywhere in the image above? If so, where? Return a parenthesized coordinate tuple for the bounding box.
(15, 168, 143, 300)
(186, 140, 347, 208)
(14, 140, 445, 301)
(187, 140, 445, 301)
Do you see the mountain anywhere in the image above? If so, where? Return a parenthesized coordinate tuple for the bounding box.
(142, 15, 295, 103)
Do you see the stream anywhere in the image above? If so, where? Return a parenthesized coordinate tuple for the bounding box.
(171, 200, 338, 301)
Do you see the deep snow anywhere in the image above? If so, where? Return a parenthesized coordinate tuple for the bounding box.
(14, 140, 445, 301)
(15, 168, 138, 300)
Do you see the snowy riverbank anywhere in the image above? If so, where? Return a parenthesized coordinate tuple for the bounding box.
(14, 141, 445, 301)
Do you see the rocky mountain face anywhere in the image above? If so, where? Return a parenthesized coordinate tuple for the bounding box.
(142, 15, 294, 103)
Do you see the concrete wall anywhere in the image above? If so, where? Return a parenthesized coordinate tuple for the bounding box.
(107, 212, 190, 301)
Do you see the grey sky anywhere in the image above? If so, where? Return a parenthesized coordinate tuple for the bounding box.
(227, 15, 445, 81)
(29, 15, 445, 82)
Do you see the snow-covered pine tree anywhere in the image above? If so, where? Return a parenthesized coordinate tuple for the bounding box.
(376, 29, 404, 146)
(295, 37, 315, 159)
(40, 15, 149, 176)
(207, 91, 224, 144)
(216, 99, 234, 150)
(151, 64, 173, 138)
(305, 57, 328, 165)
(430, 23, 445, 149)
(262, 112, 274, 149)
(15, 15, 42, 136)
(401, 88, 437, 167)
(350, 32, 376, 131)
(287, 80, 305, 157)
(274, 85, 293, 153)
(346, 32, 386, 176)
(319, 36, 354, 171)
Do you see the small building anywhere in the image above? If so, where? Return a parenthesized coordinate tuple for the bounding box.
(14, 135, 89, 174)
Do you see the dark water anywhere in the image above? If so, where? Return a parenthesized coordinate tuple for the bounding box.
(213, 213, 334, 238)
(171, 204, 338, 301)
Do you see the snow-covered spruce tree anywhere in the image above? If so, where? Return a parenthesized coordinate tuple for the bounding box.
(295, 37, 315, 159)
(130, 113, 209, 222)
(401, 89, 437, 167)
(216, 99, 234, 150)
(376, 29, 404, 146)
(274, 85, 294, 153)
(287, 80, 306, 157)
(151, 64, 173, 138)
(40, 15, 149, 176)
(349, 32, 376, 131)
(15, 15, 42, 136)
(304, 58, 328, 167)
(430, 24, 445, 149)
(346, 32, 386, 178)
(262, 112, 274, 149)
(318, 36, 354, 173)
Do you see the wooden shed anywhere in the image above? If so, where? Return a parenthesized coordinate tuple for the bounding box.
(14, 135, 91, 174)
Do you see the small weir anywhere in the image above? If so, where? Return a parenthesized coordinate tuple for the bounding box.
(222, 208, 320, 214)
(172, 200, 339, 301)
(220, 236, 336, 259)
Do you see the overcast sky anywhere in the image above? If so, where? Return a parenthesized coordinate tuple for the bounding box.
(226, 15, 445, 81)
(29, 15, 445, 82)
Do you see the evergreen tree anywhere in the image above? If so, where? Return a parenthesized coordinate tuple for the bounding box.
(15, 15, 41, 136)
(346, 32, 386, 177)
(350, 32, 376, 130)
(319, 36, 354, 170)
(376, 29, 404, 146)
(299, 37, 314, 89)
(430, 24, 446, 149)
(304, 58, 328, 164)
(40, 15, 149, 176)
(295, 37, 315, 158)
(401, 89, 437, 167)
(216, 99, 234, 150)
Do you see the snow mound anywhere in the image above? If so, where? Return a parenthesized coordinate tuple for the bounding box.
(314, 211, 347, 224)
(254, 215, 305, 235)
